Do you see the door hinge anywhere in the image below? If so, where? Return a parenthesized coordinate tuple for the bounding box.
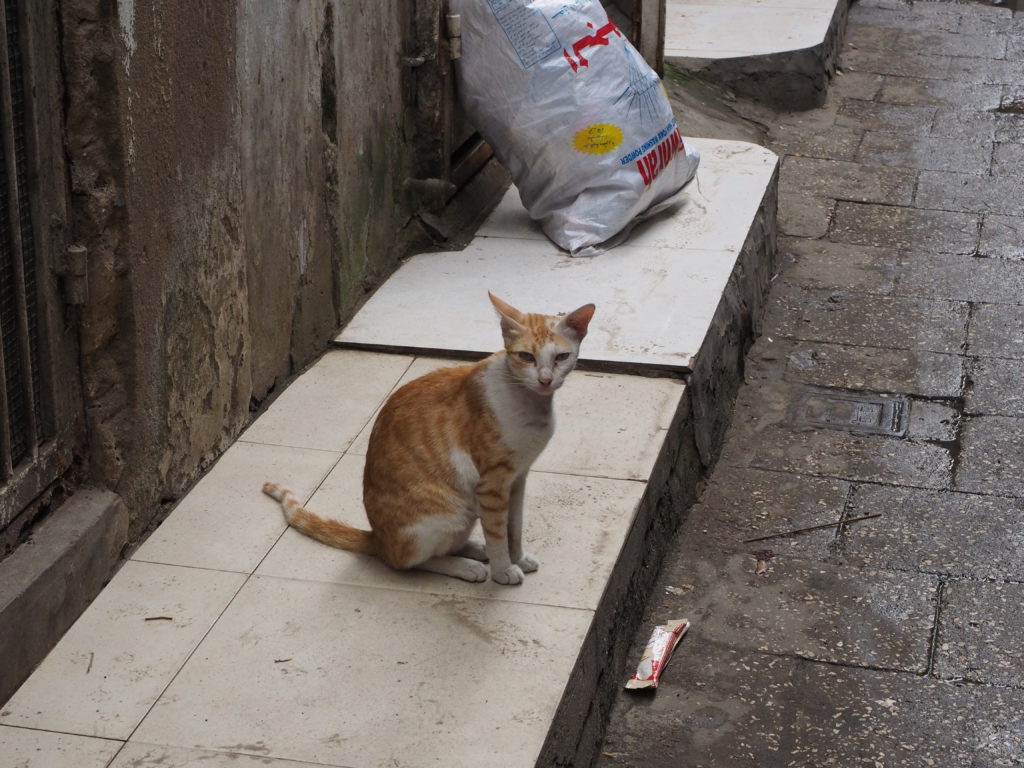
(55, 244, 88, 306)
(446, 11, 461, 60)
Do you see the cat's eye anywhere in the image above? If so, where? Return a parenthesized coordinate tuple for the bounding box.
(555, 352, 571, 362)
(516, 351, 536, 364)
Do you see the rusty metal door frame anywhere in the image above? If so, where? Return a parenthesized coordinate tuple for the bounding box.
(609, 0, 666, 75)
(0, 0, 82, 542)
(405, 0, 497, 235)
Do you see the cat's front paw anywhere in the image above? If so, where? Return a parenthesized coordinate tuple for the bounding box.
(491, 563, 525, 585)
(517, 551, 539, 573)
(456, 560, 490, 583)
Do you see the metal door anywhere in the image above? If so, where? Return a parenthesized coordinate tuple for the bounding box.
(0, 0, 82, 550)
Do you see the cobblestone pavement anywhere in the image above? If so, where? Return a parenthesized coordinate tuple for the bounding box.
(599, 1, 1024, 765)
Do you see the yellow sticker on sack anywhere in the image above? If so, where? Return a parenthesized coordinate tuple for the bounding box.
(573, 123, 625, 155)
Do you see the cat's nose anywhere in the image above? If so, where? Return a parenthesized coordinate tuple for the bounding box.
(538, 372, 553, 386)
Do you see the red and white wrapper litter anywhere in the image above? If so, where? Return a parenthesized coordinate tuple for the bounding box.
(625, 619, 690, 690)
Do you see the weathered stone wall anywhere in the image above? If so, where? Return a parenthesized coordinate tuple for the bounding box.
(61, 0, 414, 538)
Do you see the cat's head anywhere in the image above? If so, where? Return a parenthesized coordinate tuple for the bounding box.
(488, 292, 595, 396)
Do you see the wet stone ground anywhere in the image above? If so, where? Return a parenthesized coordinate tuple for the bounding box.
(600, 1, 1024, 764)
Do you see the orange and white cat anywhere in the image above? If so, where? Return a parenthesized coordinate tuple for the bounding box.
(263, 293, 595, 585)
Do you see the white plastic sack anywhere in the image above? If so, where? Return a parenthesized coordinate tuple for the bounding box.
(452, 0, 701, 256)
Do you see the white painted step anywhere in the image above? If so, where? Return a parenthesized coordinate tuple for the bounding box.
(0, 350, 684, 768)
(665, 0, 838, 59)
(336, 138, 777, 373)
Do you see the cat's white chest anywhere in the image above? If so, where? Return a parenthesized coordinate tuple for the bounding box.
(502, 411, 554, 468)
(481, 361, 555, 470)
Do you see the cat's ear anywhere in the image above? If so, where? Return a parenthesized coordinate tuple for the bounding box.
(557, 303, 596, 342)
(488, 292, 526, 339)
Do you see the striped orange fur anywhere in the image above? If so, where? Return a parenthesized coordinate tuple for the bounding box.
(263, 293, 595, 584)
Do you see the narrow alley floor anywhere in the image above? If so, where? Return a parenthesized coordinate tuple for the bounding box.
(600, 0, 1024, 764)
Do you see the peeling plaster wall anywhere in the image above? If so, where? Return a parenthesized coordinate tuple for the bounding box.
(61, 0, 414, 537)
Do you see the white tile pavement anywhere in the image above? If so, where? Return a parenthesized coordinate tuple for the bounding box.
(0, 354, 687, 768)
(257, 456, 648, 610)
(0, 561, 246, 740)
(239, 351, 413, 453)
(0, 136, 774, 767)
(665, 0, 838, 58)
(336, 139, 777, 372)
(131, 578, 595, 768)
(0, 726, 122, 768)
(131, 441, 342, 573)
(108, 744, 332, 768)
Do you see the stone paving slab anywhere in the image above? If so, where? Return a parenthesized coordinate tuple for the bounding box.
(776, 341, 965, 398)
(877, 76, 1004, 110)
(763, 286, 969, 354)
(843, 485, 1024, 580)
(945, 56, 1024, 86)
(967, 357, 1024, 417)
(956, 416, 1024, 497)
(995, 113, 1024, 143)
(979, 214, 1024, 260)
(780, 155, 915, 206)
(678, 465, 848, 560)
(837, 99, 937, 135)
(968, 303, 1024, 360)
(906, 399, 958, 442)
(656, 552, 937, 672)
(827, 71, 883, 101)
(916, 171, 1024, 217)
(842, 48, 953, 79)
(778, 236, 899, 294)
(600, 640, 1024, 767)
(931, 107, 998, 141)
(992, 143, 1024, 178)
(936, 580, 1024, 687)
(237, 351, 413, 452)
(958, 11, 1024, 35)
(601, 642, 799, 766)
(897, 30, 1007, 60)
(717, 378, 954, 489)
(723, 421, 954, 489)
(855, 131, 993, 175)
(831, 201, 980, 254)
(853, 0, 1010, 28)
(844, 22, 900, 50)
(768, 123, 863, 162)
(601, 1, 1024, 764)
(896, 252, 1024, 305)
(778, 193, 834, 238)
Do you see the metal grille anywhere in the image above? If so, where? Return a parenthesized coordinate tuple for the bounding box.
(0, 0, 45, 496)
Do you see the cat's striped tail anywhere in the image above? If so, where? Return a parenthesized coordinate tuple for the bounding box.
(262, 482, 377, 555)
